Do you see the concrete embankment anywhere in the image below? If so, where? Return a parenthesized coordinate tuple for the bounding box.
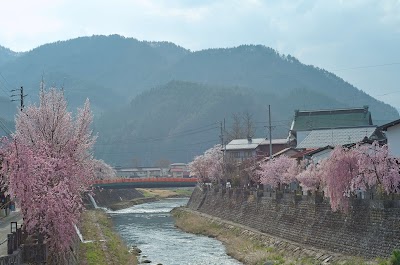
(180, 187, 400, 264)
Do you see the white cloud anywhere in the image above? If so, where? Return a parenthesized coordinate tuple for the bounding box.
(0, 0, 398, 108)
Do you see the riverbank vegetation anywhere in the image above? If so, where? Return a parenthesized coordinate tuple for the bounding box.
(172, 207, 394, 265)
(138, 188, 193, 198)
(78, 209, 137, 265)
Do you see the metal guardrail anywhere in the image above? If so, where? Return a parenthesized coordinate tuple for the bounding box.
(7, 222, 23, 255)
(0, 250, 22, 265)
(0, 221, 24, 265)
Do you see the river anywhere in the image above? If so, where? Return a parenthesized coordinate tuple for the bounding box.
(108, 197, 242, 265)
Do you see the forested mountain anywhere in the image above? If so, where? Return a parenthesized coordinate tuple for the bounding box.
(0, 45, 20, 67)
(94, 81, 374, 166)
(0, 35, 398, 165)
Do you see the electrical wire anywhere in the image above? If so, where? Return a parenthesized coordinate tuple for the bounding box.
(96, 125, 218, 146)
(0, 119, 12, 136)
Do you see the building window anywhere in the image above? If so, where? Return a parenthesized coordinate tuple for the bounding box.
(229, 152, 240, 158)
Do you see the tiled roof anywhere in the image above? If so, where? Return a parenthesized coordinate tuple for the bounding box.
(297, 126, 377, 149)
(292, 148, 319, 158)
(260, 138, 288, 145)
(225, 138, 265, 151)
(291, 107, 372, 131)
(303, 146, 334, 157)
(271, 148, 298, 157)
(379, 119, 400, 131)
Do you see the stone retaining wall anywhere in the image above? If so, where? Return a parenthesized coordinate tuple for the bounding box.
(187, 187, 400, 258)
(89, 188, 144, 208)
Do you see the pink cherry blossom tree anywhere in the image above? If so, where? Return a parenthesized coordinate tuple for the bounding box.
(188, 153, 210, 183)
(257, 155, 299, 189)
(296, 161, 323, 193)
(93, 159, 117, 179)
(188, 144, 223, 183)
(318, 146, 360, 212)
(354, 142, 400, 195)
(0, 88, 97, 263)
(204, 144, 224, 181)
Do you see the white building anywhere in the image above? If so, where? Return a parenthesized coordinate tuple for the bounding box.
(169, 163, 190, 178)
(116, 167, 168, 178)
(304, 146, 334, 164)
(379, 119, 400, 157)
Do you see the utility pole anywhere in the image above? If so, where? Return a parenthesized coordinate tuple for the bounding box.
(220, 121, 224, 148)
(11, 86, 27, 111)
(220, 120, 226, 182)
(223, 118, 226, 151)
(268, 105, 272, 159)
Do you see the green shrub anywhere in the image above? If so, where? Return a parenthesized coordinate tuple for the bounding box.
(390, 250, 400, 265)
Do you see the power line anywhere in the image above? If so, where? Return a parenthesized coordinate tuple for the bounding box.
(0, 73, 15, 89)
(374, 90, 400, 97)
(332, 62, 400, 71)
(95, 139, 218, 156)
(0, 119, 12, 136)
(0, 81, 11, 98)
(96, 124, 218, 146)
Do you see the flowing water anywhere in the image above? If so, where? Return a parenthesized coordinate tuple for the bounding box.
(108, 198, 242, 265)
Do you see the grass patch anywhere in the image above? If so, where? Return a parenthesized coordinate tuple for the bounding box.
(78, 210, 137, 265)
(172, 188, 194, 197)
(137, 188, 193, 198)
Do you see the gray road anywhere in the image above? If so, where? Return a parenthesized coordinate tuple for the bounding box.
(0, 211, 23, 257)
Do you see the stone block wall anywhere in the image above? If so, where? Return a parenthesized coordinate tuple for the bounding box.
(91, 188, 144, 208)
(187, 187, 400, 258)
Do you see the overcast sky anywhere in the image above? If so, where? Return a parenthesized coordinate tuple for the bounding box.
(1, 0, 399, 110)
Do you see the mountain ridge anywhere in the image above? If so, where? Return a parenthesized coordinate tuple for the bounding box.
(0, 35, 398, 164)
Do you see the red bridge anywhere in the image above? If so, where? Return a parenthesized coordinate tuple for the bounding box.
(92, 177, 198, 189)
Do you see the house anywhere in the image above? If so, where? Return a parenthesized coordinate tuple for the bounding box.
(303, 146, 334, 164)
(224, 137, 288, 161)
(224, 138, 265, 162)
(288, 106, 373, 146)
(379, 119, 400, 156)
(270, 147, 302, 159)
(169, 163, 190, 178)
(296, 125, 385, 149)
(116, 167, 167, 178)
(258, 138, 288, 158)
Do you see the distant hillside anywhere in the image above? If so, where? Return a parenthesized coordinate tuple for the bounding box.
(0, 35, 188, 115)
(0, 35, 398, 164)
(95, 81, 354, 166)
(0, 45, 20, 67)
(0, 96, 17, 120)
(0, 117, 14, 137)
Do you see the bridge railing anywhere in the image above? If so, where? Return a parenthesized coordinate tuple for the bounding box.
(92, 177, 198, 185)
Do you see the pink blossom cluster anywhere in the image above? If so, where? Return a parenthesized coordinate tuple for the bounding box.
(257, 155, 300, 188)
(0, 88, 102, 258)
(188, 144, 223, 182)
(255, 142, 400, 213)
(93, 159, 117, 179)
